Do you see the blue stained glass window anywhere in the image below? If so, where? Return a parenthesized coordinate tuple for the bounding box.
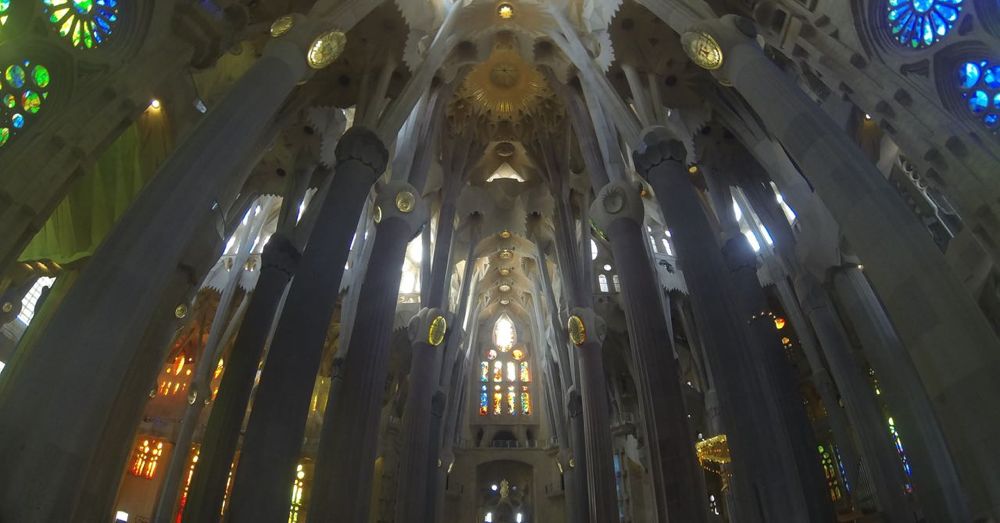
(958, 60, 1000, 130)
(886, 0, 963, 49)
(0, 61, 51, 148)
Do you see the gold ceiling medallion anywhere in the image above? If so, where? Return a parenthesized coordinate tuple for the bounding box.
(499, 284, 512, 293)
(1, 302, 12, 313)
(428, 315, 447, 346)
(373, 205, 383, 224)
(174, 304, 188, 319)
(499, 267, 511, 276)
(567, 315, 587, 346)
(458, 43, 549, 120)
(499, 229, 512, 239)
(395, 191, 416, 213)
(307, 30, 347, 70)
(270, 15, 295, 38)
(499, 249, 513, 260)
(682, 32, 724, 71)
(497, 2, 514, 19)
(500, 298, 510, 305)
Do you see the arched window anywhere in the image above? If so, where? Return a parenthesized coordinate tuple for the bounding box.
(886, 0, 963, 49)
(480, 314, 531, 416)
(612, 274, 621, 293)
(957, 60, 1000, 130)
(598, 274, 609, 293)
(42, 0, 120, 49)
(1, 61, 51, 149)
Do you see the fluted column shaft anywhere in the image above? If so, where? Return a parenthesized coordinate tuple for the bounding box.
(308, 181, 425, 523)
(591, 180, 707, 523)
(227, 128, 388, 521)
(566, 389, 589, 523)
(634, 133, 803, 522)
(692, 17, 1000, 517)
(182, 234, 300, 522)
(396, 308, 449, 521)
(0, 33, 311, 522)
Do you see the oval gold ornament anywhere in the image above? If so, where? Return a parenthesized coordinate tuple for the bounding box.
(683, 32, 724, 71)
(428, 315, 447, 346)
(270, 15, 295, 38)
(567, 315, 587, 346)
(307, 30, 347, 70)
(175, 304, 188, 319)
(373, 205, 383, 224)
(395, 191, 416, 213)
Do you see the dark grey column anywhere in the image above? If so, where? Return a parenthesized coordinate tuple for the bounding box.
(633, 133, 806, 522)
(395, 307, 449, 521)
(566, 388, 589, 523)
(590, 180, 707, 523)
(0, 25, 315, 522)
(182, 233, 300, 522)
(308, 181, 427, 523)
(721, 235, 835, 523)
(226, 128, 388, 522)
(833, 266, 969, 521)
(688, 17, 1000, 516)
(568, 309, 619, 523)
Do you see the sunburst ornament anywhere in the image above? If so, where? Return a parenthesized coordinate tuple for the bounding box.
(428, 315, 447, 346)
(459, 46, 549, 120)
(42, 0, 119, 49)
(682, 32, 724, 71)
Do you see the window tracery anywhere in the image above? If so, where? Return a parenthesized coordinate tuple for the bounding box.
(480, 315, 531, 416)
(42, 0, 119, 49)
(958, 59, 1000, 130)
(886, 0, 963, 49)
(1, 61, 51, 149)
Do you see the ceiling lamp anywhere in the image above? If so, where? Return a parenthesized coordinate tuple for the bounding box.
(497, 2, 514, 19)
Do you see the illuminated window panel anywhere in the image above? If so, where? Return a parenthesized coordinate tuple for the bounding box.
(15, 275, 55, 324)
(817, 444, 843, 501)
(886, 0, 962, 49)
(888, 417, 915, 492)
(519, 361, 530, 383)
(480, 361, 489, 382)
(178, 447, 201, 517)
(479, 385, 489, 416)
(506, 386, 516, 415)
(493, 313, 516, 351)
(511, 348, 524, 361)
(487, 349, 498, 360)
(492, 389, 503, 415)
(288, 463, 305, 523)
(520, 386, 531, 415)
(129, 438, 164, 479)
(492, 361, 503, 382)
(957, 60, 1000, 131)
(506, 361, 516, 382)
(0, 0, 10, 27)
(42, 0, 119, 49)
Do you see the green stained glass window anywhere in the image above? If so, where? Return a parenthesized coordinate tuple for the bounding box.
(0, 0, 10, 27)
(0, 59, 51, 149)
(42, 0, 118, 49)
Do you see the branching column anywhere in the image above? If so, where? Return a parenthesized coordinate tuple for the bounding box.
(590, 179, 707, 523)
(308, 181, 427, 523)
(227, 128, 388, 521)
(634, 132, 807, 522)
(0, 22, 315, 521)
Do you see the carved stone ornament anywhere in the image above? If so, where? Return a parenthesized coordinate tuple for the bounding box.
(682, 32, 724, 71)
(428, 315, 447, 346)
(395, 191, 416, 213)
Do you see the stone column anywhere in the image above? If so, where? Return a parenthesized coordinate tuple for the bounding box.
(633, 132, 807, 522)
(395, 307, 450, 521)
(307, 181, 427, 523)
(566, 388, 589, 523)
(226, 128, 388, 522)
(685, 17, 1000, 517)
(567, 308, 619, 523)
(0, 20, 318, 521)
(181, 234, 300, 522)
(590, 179, 707, 523)
(832, 266, 971, 521)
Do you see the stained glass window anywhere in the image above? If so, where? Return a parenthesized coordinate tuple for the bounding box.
(493, 313, 516, 351)
(480, 385, 489, 415)
(1, 0, 10, 27)
(888, 417, 915, 492)
(957, 60, 1000, 130)
(492, 388, 503, 415)
(487, 349, 498, 360)
(506, 386, 517, 414)
(42, 0, 120, 49)
(512, 348, 524, 361)
(129, 438, 164, 479)
(288, 463, 305, 523)
(507, 361, 516, 382)
(492, 361, 503, 382)
(480, 361, 489, 382)
(521, 386, 531, 415)
(886, 0, 962, 49)
(817, 444, 843, 501)
(519, 361, 530, 382)
(1, 61, 51, 149)
(598, 274, 609, 293)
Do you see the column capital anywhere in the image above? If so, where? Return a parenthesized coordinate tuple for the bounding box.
(632, 126, 688, 178)
(374, 180, 428, 238)
(260, 233, 301, 278)
(566, 307, 608, 348)
(407, 307, 450, 348)
(589, 179, 646, 230)
(335, 127, 389, 176)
